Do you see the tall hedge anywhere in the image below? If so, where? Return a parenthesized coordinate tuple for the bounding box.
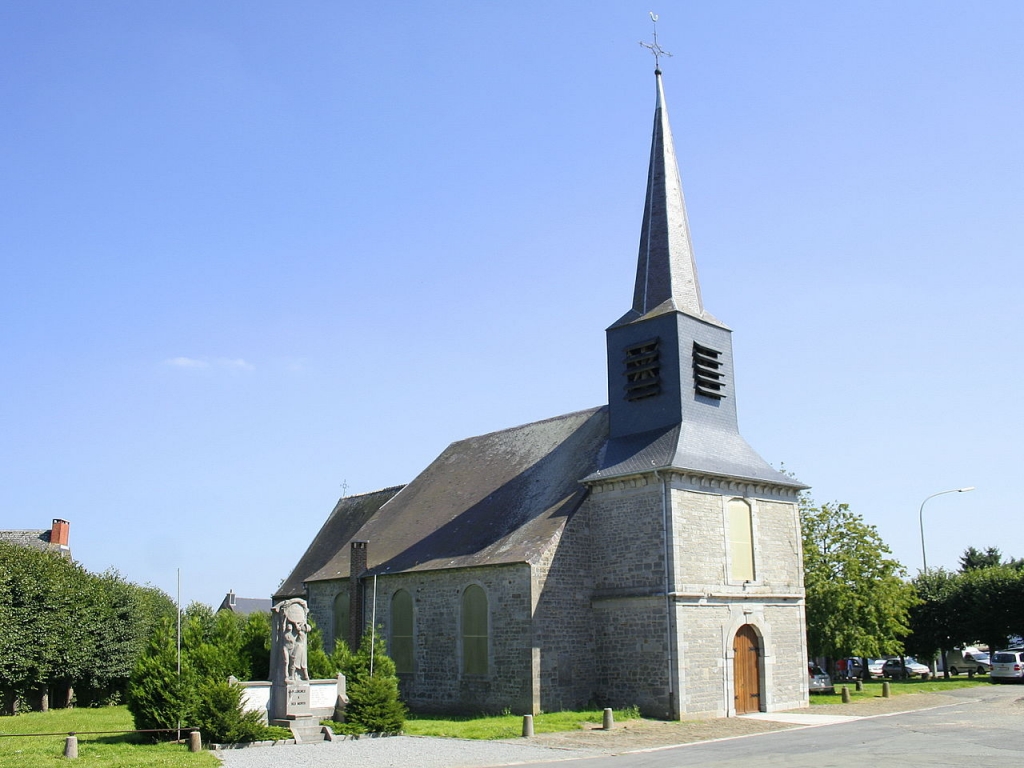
(0, 542, 174, 714)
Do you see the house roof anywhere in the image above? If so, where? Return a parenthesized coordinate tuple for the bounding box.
(218, 591, 273, 614)
(0, 529, 55, 552)
(298, 407, 609, 584)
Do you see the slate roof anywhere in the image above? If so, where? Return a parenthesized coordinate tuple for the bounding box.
(0, 529, 55, 552)
(218, 592, 273, 614)
(275, 485, 405, 598)
(623, 70, 723, 330)
(588, 423, 807, 488)
(282, 402, 802, 591)
(296, 408, 609, 585)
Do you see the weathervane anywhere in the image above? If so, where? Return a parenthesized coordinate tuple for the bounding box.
(639, 12, 672, 71)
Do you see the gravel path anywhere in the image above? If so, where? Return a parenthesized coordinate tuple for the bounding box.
(215, 734, 600, 768)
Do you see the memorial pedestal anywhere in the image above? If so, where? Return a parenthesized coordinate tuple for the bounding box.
(270, 683, 323, 742)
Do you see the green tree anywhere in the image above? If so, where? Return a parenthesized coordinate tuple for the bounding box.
(956, 566, 1024, 654)
(0, 544, 176, 715)
(959, 546, 1003, 572)
(904, 568, 962, 674)
(127, 607, 275, 743)
(341, 626, 405, 734)
(0, 542, 90, 712)
(239, 611, 272, 681)
(801, 500, 918, 663)
(191, 678, 269, 745)
(126, 619, 197, 734)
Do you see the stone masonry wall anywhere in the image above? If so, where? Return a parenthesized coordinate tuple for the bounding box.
(365, 565, 535, 715)
(585, 480, 673, 716)
(587, 478, 665, 594)
(677, 602, 730, 716)
(592, 595, 672, 716)
(306, 578, 346, 651)
(586, 472, 805, 718)
(531, 511, 596, 713)
(763, 603, 808, 710)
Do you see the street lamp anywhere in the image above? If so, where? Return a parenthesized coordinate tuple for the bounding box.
(919, 487, 976, 572)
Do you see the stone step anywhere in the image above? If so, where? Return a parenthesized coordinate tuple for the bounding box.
(273, 718, 325, 743)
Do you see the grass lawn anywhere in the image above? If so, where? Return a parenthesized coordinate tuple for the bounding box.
(0, 706, 218, 767)
(810, 676, 990, 705)
(405, 706, 641, 740)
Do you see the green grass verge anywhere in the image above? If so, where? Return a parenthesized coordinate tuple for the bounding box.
(810, 676, 990, 705)
(0, 706, 219, 767)
(404, 706, 642, 740)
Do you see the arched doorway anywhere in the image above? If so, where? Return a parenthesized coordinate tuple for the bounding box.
(733, 624, 762, 714)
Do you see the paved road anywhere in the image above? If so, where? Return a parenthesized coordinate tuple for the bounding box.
(218, 686, 1024, 768)
(519, 685, 1024, 768)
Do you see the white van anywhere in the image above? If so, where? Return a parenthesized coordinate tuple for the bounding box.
(944, 648, 991, 676)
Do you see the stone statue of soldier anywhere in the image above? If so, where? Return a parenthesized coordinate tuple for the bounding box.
(271, 598, 310, 684)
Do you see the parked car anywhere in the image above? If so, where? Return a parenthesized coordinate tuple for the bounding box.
(990, 649, 1024, 682)
(809, 663, 835, 694)
(946, 649, 991, 676)
(838, 657, 880, 679)
(846, 658, 863, 678)
(882, 657, 930, 679)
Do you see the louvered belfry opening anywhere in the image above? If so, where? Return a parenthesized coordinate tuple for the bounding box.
(693, 342, 726, 400)
(624, 338, 661, 401)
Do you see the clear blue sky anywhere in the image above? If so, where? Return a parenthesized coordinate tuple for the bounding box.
(2, 2, 1021, 608)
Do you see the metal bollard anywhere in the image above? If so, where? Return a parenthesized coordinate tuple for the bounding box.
(882, 681, 891, 698)
(522, 714, 534, 738)
(841, 685, 851, 703)
(855, 679, 863, 692)
(602, 708, 614, 730)
(188, 730, 202, 752)
(64, 734, 79, 759)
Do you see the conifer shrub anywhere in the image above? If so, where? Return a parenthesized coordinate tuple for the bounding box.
(345, 674, 406, 733)
(191, 678, 269, 744)
(125, 621, 197, 734)
(127, 606, 279, 744)
(334, 626, 406, 734)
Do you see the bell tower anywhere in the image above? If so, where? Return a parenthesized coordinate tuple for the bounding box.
(596, 69, 794, 487)
(584, 61, 808, 719)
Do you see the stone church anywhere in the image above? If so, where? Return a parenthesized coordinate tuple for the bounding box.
(277, 68, 809, 718)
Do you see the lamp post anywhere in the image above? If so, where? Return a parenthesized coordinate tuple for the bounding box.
(919, 487, 975, 573)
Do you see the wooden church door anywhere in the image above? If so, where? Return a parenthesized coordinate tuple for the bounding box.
(732, 624, 762, 714)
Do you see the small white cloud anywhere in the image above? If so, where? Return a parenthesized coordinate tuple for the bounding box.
(218, 358, 255, 371)
(165, 357, 209, 368)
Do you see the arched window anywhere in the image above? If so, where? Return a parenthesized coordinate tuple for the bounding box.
(461, 584, 488, 675)
(390, 589, 414, 674)
(333, 590, 350, 652)
(727, 499, 755, 582)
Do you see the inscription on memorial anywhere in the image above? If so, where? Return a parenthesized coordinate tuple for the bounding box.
(288, 684, 310, 711)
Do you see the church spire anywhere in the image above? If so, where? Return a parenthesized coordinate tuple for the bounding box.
(630, 70, 717, 325)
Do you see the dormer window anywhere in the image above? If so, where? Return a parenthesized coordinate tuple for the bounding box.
(624, 338, 661, 401)
(693, 342, 726, 400)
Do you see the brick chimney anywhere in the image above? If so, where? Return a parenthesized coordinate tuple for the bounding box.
(50, 519, 70, 547)
(349, 541, 368, 650)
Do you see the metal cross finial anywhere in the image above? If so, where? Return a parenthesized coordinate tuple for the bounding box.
(341, 479, 349, 497)
(639, 12, 672, 71)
